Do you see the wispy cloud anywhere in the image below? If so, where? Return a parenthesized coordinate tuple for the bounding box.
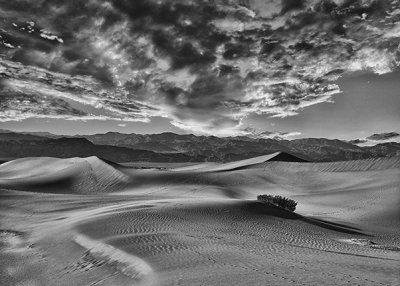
(241, 127, 302, 140)
(350, 131, 400, 146)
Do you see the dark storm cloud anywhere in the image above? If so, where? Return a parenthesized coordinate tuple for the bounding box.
(223, 42, 252, 59)
(111, 1, 226, 43)
(291, 41, 314, 51)
(281, 0, 306, 14)
(151, 30, 217, 70)
(217, 64, 241, 77)
(187, 73, 244, 109)
(111, 0, 197, 24)
(159, 72, 245, 128)
(0, 0, 118, 83)
(69, 61, 114, 85)
(1, 0, 400, 136)
(259, 39, 284, 56)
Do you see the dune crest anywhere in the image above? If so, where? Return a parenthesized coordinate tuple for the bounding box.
(0, 156, 129, 194)
(175, 152, 307, 172)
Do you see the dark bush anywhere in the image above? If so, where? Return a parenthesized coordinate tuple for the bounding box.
(257, 194, 297, 212)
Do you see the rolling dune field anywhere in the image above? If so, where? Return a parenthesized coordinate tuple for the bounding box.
(0, 154, 399, 285)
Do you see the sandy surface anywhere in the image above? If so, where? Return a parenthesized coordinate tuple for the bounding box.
(0, 155, 399, 285)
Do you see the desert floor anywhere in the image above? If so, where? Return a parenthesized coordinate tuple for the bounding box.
(0, 155, 399, 285)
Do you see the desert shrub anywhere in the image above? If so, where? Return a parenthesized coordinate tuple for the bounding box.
(257, 194, 297, 212)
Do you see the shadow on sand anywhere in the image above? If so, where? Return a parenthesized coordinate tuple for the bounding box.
(243, 201, 367, 235)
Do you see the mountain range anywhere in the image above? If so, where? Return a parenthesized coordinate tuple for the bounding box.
(1, 129, 399, 163)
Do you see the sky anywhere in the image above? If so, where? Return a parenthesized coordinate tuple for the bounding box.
(0, 0, 399, 140)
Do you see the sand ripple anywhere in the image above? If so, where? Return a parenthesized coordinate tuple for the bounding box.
(74, 234, 153, 280)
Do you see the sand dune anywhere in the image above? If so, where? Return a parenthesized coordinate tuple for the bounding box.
(261, 156, 400, 172)
(0, 155, 399, 285)
(172, 152, 307, 172)
(0, 156, 129, 194)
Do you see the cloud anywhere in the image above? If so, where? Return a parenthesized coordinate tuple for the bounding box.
(0, 0, 400, 136)
(0, 60, 161, 122)
(366, 132, 400, 141)
(348, 139, 368, 145)
(281, 0, 306, 14)
(241, 127, 302, 140)
(350, 132, 400, 146)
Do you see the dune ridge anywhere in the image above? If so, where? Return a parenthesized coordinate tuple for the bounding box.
(260, 156, 400, 172)
(0, 156, 129, 194)
(1, 155, 398, 196)
(173, 152, 307, 172)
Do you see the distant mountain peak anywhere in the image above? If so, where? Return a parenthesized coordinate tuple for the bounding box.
(1, 130, 399, 162)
